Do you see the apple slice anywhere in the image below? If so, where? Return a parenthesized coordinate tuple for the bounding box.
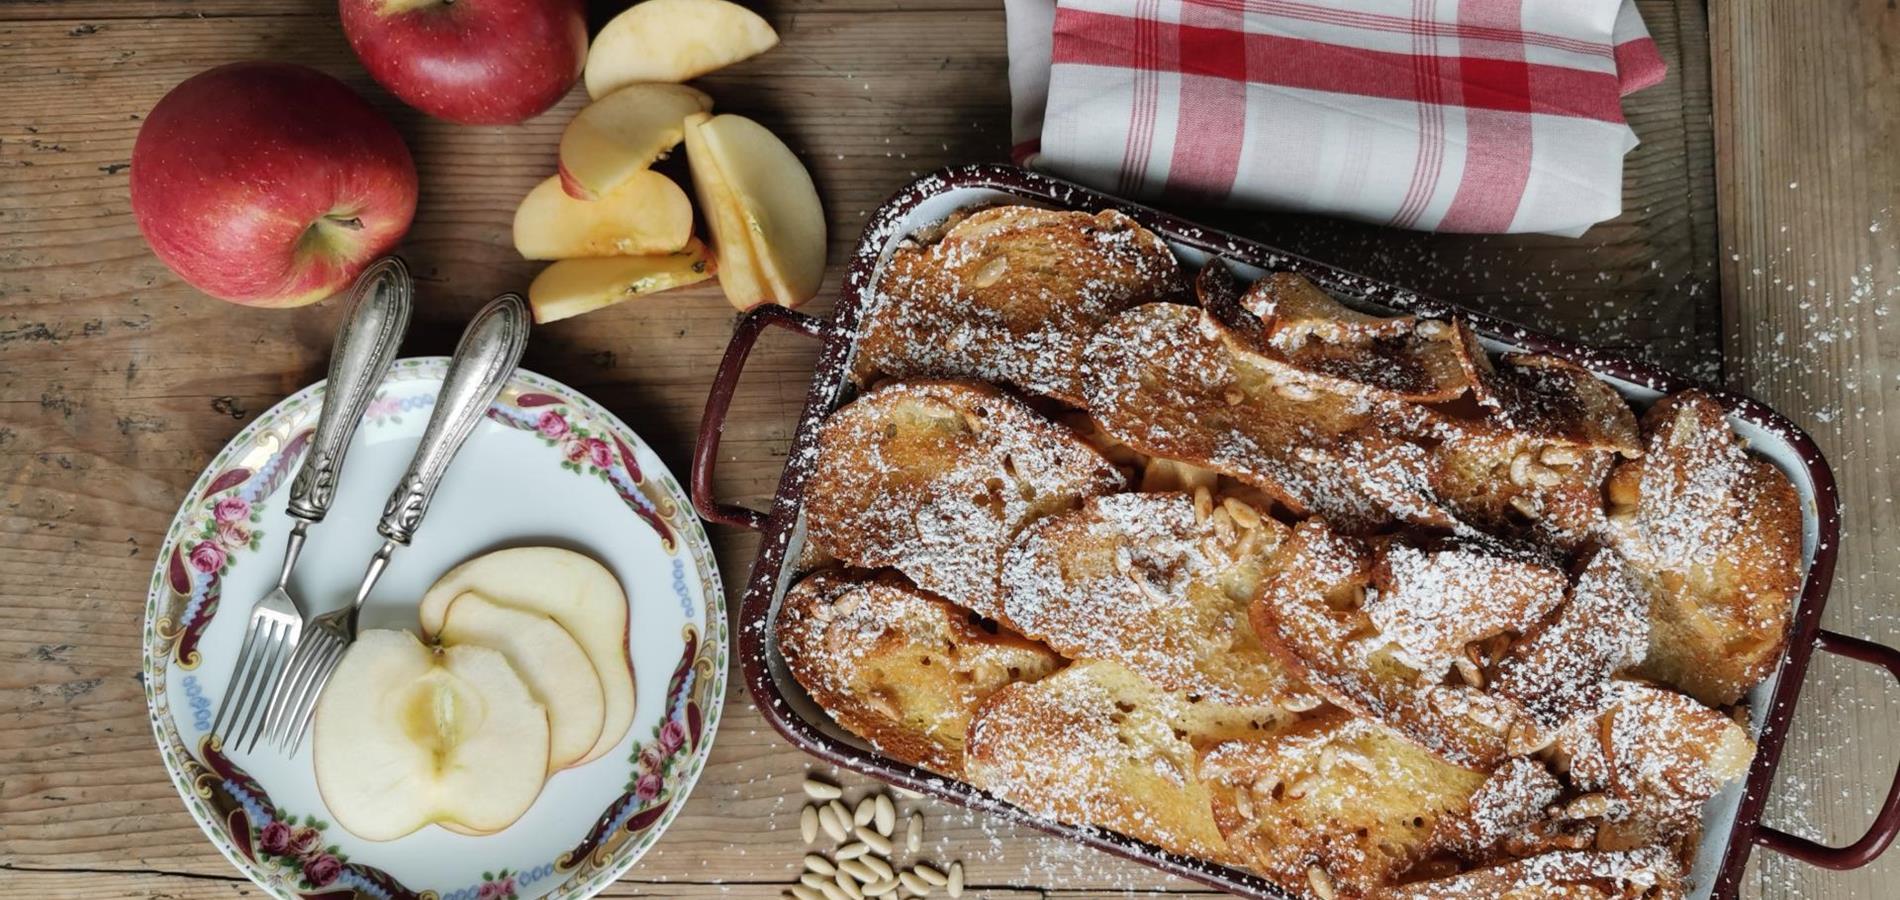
(420, 547, 635, 765)
(512, 171, 692, 260)
(528, 240, 715, 323)
(682, 112, 771, 309)
(559, 83, 712, 200)
(313, 630, 550, 841)
(438, 592, 605, 771)
(691, 114, 828, 308)
(583, 0, 780, 99)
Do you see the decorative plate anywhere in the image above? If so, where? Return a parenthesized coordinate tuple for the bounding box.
(142, 358, 727, 900)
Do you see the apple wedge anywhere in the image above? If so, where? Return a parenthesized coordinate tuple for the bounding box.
(513, 171, 692, 260)
(528, 240, 715, 324)
(420, 547, 635, 765)
(682, 112, 771, 309)
(559, 83, 712, 200)
(584, 0, 779, 99)
(438, 592, 605, 771)
(689, 113, 827, 308)
(313, 630, 550, 841)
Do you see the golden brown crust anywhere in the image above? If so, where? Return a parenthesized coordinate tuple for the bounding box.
(1382, 847, 1686, 899)
(803, 379, 1128, 619)
(1239, 272, 1479, 403)
(853, 206, 1187, 403)
(775, 570, 1062, 777)
(1606, 391, 1803, 706)
(963, 660, 1240, 863)
(998, 491, 1311, 721)
(1490, 547, 1652, 734)
(1199, 710, 1489, 897)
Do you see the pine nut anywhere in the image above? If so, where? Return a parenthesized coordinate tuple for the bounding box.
(806, 854, 837, 876)
(947, 862, 963, 897)
(839, 859, 877, 884)
(837, 841, 872, 860)
(801, 873, 830, 889)
(818, 883, 849, 900)
(791, 886, 823, 900)
(913, 863, 948, 886)
(874, 794, 896, 836)
(862, 880, 898, 897)
(1308, 866, 1337, 900)
(861, 856, 894, 881)
(905, 813, 922, 852)
(855, 823, 893, 855)
(898, 872, 931, 895)
(818, 804, 848, 842)
(836, 871, 864, 900)
(804, 777, 843, 801)
(801, 805, 819, 844)
(854, 797, 876, 827)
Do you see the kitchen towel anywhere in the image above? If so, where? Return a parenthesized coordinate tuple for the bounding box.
(1006, 0, 1667, 235)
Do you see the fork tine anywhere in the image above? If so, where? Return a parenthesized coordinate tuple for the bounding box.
(261, 630, 323, 748)
(234, 620, 292, 753)
(210, 615, 267, 743)
(283, 640, 347, 755)
(272, 630, 339, 749)
(223, 618, 281, 751)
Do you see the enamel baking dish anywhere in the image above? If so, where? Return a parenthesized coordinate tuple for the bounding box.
(690, 163, 1900, 898)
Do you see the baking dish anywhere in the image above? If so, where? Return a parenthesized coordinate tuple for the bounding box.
(690, 163, 1900, 898)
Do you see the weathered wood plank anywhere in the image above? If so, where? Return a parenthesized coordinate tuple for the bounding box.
(1711, 2, 1900, 900)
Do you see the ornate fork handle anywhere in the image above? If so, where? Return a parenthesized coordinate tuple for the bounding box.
(286, 258, 414, 522)
(377, 293, 531, 545)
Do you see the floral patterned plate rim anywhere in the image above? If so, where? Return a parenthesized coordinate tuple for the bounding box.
(142, 357, 728, 900)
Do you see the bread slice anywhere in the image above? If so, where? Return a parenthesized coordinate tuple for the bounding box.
(803, 379, 1128, 619)
(853, 206, 1186, 404)
(1384, 847, 1686, 899)
(1490, 547, 1652, 735)
(1550, 681, 1755, 846)
(1250, 520, 1568, 769)
(998, 492, 1312, 722)
(1362, 535, 1568, 679)
(1606, 391, 1802, 706)
(1459, 353, 1643, 456)
(1083, 302, 1449, 533)
(1198, 710, 1489, 897)
(775, 570, 1062, 777)
(1420, 756, 1565, 863)
(1429, 435, 1616, 552)
(963, 659, 1239, 863)
(1236, 272, 1480, 403)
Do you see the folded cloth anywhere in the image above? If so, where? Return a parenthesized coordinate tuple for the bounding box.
(1006, 0, 1667, 236)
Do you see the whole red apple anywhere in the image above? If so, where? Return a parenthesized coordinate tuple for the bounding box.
(340, 0, 588, 125)
(131, 62, 418, 308)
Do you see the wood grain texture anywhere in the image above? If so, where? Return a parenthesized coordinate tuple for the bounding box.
(1712, 2, 1900, 899)
(0, 0, 1828, 897)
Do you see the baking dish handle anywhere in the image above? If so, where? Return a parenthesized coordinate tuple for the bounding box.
(1755, 629, 1900, 869)
(691, 304, 832, 531)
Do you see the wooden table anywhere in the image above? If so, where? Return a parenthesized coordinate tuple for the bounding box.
(2, 1, 1894, 897)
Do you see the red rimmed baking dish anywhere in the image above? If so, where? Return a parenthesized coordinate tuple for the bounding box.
(690, 163, 1900, 898)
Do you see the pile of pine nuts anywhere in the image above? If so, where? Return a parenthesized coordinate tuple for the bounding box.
(790, 775, 964, 899)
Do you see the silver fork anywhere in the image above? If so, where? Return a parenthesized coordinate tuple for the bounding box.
(264, 292, 531, 753)
(209, 258, 413, 753)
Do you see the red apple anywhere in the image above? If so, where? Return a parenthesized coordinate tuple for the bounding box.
(130, 62, 418, 308)
(340, 0, 587, 125)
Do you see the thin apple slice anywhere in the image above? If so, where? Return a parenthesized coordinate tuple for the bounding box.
(528, 240, 715, 323)
(513, 171, 692, 260)
(692, 114, 828, 307)
(683, 112, 771, 309)
(439, 592, 606, 771)
(420, 547, 635, 765)
(313, 630, 550, 841)
(559, 83, 712, 200)
(584, 0, 780, 99)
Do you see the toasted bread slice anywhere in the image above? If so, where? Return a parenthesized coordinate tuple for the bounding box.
(999, 492, 1311, 720)
(1551, 681, 1754, 843)
(1429, 436, 1615, 552)
(853, 206, 1186, 403)
(1363, 536, 1567, 678)
(1459, 353, 1642, 455)
(1421, 756, 1565, 863)
(1199, 710, 1488, 897)
(776, 570, 1062, 776)
(964, 659, 1238, 863)
(804, 379, 1128, 618)
(1385, 847, 1686, 899)
(1491, 547, 1651, 734)
(1083, 302, 1449, 532)
(1237, 272, 1479, 403)
(1606, 391, 1802, 706)
(1248, 520, 1515, 769)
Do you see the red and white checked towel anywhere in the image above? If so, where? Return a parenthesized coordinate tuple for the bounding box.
(1007, 0, 1667, 235)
